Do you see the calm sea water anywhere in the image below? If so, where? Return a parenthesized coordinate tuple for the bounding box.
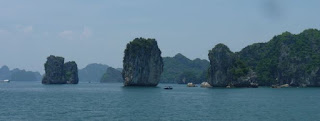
(0, 82, 319, 121)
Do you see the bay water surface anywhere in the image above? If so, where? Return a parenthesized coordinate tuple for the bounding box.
(0, 82, 319, 121)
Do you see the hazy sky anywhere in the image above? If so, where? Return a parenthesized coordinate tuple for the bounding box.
(1, 0, 320, 73)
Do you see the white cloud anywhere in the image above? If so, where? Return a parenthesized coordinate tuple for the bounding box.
(80, 27, 92, 39)
(23, 26, 33, 33)
(15, 25, 33, 33)
(59, 30, 74, 40)
(59, 27, 93, 40)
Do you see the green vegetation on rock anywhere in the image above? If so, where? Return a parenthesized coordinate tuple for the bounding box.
(122, 37, 163, 86)
(161, 53, 209, 84)
(209, 29, 320, 87)
(208, 44, 252, 87)
(239, 29, 320, 86)
(42, 55, 79, 84)
(78, 63, 109, 82)
(100, 67, 123, 83)
(64, 61, 79, 84)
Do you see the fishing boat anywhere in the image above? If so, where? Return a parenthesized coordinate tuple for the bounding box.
(164, 86, 173, 90)
(2, 80, 10, 83)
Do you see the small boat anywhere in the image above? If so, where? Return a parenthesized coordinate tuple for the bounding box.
(2, 80, 10, 83)
(164, 86, 173, 90)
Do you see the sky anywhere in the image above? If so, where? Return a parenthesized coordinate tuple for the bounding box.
(0, 0, 320, 73)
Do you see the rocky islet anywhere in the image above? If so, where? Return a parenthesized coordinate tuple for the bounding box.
(122, 38, 164, 86)
(42, 55, 79, 84)
(40, 29, 320, 88)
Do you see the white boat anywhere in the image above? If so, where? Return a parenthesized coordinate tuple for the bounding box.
(3, 80, 10, 83)
(164, 86, 173, 90)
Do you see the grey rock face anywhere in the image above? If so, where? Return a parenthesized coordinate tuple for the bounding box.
(64, 61, 79, 84)
(232, 70, 258, 87)
(122, 38, 163, 86)
(208, 44, 235, 87)
(42, 55, 79, 84)
(42, 55, 66, 84)
(208, 44, 254, 87)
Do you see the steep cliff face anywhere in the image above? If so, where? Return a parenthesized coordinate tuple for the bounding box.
(122, 38, 163, 86)
(208, 44, 256, 87)
(100, 67, 123, 83)
(208, 44, 234, 87)
(42, 55, 79, 84)
(209, 29, 320, 87)
(64, 61, 79, 84)
(42, 55, 66, 84)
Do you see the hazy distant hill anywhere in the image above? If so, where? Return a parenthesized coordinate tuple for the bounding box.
(116, 68, 123, 72)
(0, 65, 42, 81)
(78, 63, 109, 82)
(161, 53, 210, 84)
(100, 67, 123, 83)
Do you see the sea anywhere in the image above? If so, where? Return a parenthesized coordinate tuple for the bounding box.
(0, 82, 319, 121)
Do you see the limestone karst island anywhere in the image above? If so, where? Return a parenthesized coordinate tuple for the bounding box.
(42, 55, 79, 84)
(122, 38, 163, 86)
(2, 1, 320, 121)
(36, 29, 320, 88)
